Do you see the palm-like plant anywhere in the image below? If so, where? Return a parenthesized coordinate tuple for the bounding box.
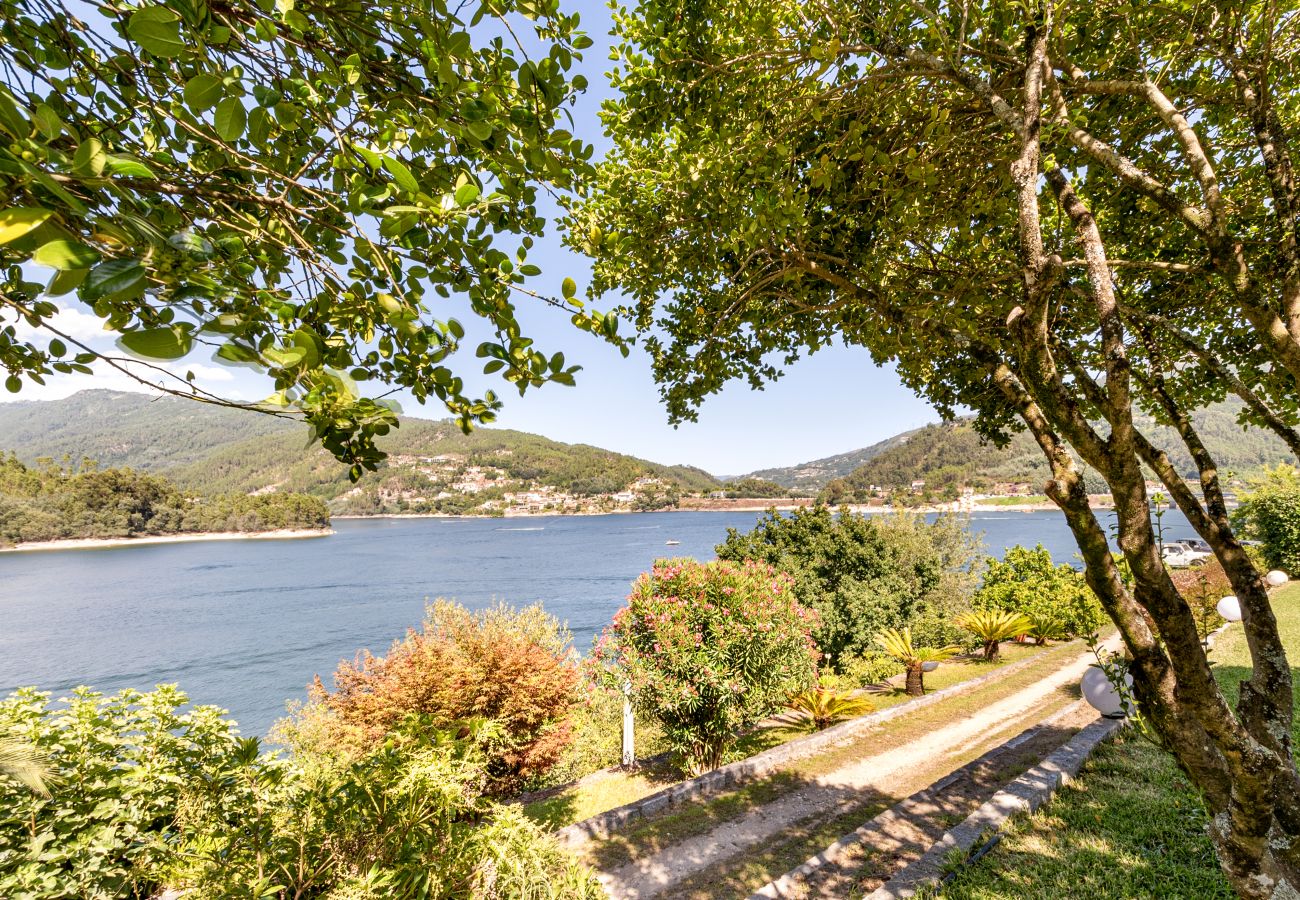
(956, 610, 1034, 661)
(787, 674, 875, 730)
(1026, 612, 1068, 646)
(875, 627, 961, 696)
(0, 739, 53, 797)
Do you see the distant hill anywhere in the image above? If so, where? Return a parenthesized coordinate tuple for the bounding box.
(820, 400, 1294, 500)
(0, 391, 721, 516)
(742, 428, 925, 492)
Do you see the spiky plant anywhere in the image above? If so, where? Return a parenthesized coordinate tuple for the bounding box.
(875, 627, 961, 696)
(787, 674, 875, 730)
(956, 610, 1034, 662)
(0, 739, 53, 797)
(1026, 612, 1068, 646)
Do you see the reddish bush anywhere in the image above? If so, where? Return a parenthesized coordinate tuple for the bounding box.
(305, 600, 580, 795)
(1169, 559, 1232, 641)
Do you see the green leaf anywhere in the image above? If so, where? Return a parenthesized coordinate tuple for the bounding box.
(561, 276, 577, 299)
(214, 97, 247, 142)
(183, 74, 224, 113)
(72, 138, 107, 177)
(454, 182, 480, 206)
(382, 156, 420, 194)
(263, 345, 307, 368)
(33, 239, 100, 270)
(47, 268, 88, 296)
(0, 207, 52, 244)
(127, 6, 185, 59)
(118, 327, 192, 360)
(82, 258, 145, 300)
(104, 155, 157, 179)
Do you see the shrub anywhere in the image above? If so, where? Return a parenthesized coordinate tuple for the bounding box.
(875, 627, 961, 696)
(974, 544, 1106, 638)
(838, 649, 902, 687)
(543, 678, 671, 786)
(787, 674, 874, 731)
(1234, 465, 1300, 574)
(594, 558, 819, 774)
(0, 688, 601, 900)
(955, 609, 1033, 661)
(290, 600, 581, 795)
(715, 507, 981, 665)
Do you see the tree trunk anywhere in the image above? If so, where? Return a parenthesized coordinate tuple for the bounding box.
(984, 640, 1000, 662)
(905, 664, 925, 696)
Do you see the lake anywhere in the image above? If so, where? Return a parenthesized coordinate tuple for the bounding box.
(0, 508, 1195, 736)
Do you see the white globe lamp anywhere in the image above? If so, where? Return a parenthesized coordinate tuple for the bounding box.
(1217, 595, 1243, 623)
(921, 661, 939, 672)
(1266, 570, 1290, 587)
(1082, 666, 1132, 719)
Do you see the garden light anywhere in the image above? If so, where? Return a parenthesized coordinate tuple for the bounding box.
(1082, 666, 1132, 719)
(1217, 595, 1243, 622)
(1267, 570, 1290, 587)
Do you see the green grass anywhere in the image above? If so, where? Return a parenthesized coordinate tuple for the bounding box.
(522, 642, 1052, 830)
(941, 583, 1300, 899)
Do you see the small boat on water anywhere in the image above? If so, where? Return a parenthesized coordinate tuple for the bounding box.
(665, 539, 681, 546)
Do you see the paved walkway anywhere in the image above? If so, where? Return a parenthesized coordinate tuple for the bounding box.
(596, 644, 1106, 899)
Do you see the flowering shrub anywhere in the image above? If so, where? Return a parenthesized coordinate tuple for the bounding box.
(288, 600, 581, 795)
(594, 558, 819, 773)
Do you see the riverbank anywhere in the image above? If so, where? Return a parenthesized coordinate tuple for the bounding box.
(0, 528, 333, 554)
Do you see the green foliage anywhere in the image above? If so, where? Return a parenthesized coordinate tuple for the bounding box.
(0, 0, 606, 475)
(0, 452, 328, 544)
(786, 674, 874, 731)
(1234, 465, 1300, 574)
(975, 545, 1106, 640)
(715, 507, 980, 666)
(593, 558, 819, 774)
(0, 738, 52, 797)
(721, 477, 790, 498)
(837, 649, 902, 688)
(286, 600, 581, 796)
(0, 687, 600, 899)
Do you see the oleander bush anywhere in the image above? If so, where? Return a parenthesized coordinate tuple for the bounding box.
(287, 600, 581, 796)
(0, 687, 600, 900)
(594, 558, 820, 774)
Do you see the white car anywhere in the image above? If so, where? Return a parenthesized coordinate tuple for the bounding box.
(1162, 541, 1211, 568)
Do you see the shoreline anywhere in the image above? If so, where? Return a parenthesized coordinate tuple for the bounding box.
(332, 503, 1076, 521)
(0, 528, 334, 554)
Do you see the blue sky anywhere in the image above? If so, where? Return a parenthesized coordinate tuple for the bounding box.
(2, 1, 941, 476)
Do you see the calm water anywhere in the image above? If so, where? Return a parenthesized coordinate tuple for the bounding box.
(0, 509, 1195, 735)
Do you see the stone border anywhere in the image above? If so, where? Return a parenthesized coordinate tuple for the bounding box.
(554, 642, 1084, 848)
(863, 713, 1123, 899)
(748, 700, 1089, 899)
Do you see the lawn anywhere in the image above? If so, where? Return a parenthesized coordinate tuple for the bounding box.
(523, 642, 1056, 830)
(940, 583, 1300, 899)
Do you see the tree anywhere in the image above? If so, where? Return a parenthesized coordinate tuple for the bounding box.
(574, 2, 1300, 893)
(975, 544, 1106, 640)
(715, 506, 980, 665)
(1235, 466, 1300, 575)
(955, 609, 1032, 662)
(0, 0, 616, 478)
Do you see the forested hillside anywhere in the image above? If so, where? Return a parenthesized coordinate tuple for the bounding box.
(0, 455, 330, 546)
(0, 392, 721, 516)
(742, 428, 922, 491)
(820, 400, 1294, 501)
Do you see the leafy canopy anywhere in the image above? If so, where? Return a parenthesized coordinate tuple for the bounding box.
(0, 0, 618, 477)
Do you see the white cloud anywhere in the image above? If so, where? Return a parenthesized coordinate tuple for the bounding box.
(7, 304, 116, 345)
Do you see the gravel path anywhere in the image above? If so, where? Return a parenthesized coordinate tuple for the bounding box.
(597, 644, 1106, 900)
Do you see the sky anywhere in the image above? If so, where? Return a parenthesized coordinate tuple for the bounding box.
(1, 1, 941, 477)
